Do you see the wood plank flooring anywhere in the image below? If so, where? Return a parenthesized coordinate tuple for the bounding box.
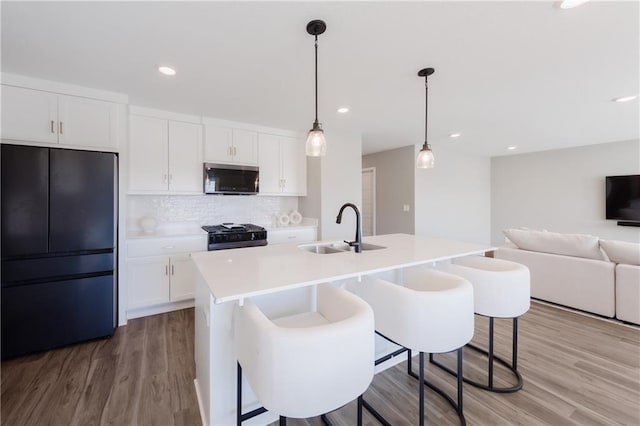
(1, 309, 199, 426)
(2, 302, 639, 426)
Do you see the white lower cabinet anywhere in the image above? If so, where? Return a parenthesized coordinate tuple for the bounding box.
(126, 235, 206, 317)
(169, 254, 197, 302)
(127, 256, 170, 308)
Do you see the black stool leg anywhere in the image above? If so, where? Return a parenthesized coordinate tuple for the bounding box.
(488, 317, 494, 388)
(279, 416, 287, 425)
(237, 363, 242, 426)
(512, 317, 518, 370)
(407, 349, 412, 374)
(357, 395, 363, 426)
(457, 347, 463, 416)
(419, 352, 425, 426)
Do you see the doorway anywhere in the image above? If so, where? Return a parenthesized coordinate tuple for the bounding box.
(361, 167, 376, 236)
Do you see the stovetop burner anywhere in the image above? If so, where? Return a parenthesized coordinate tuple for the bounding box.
(201, 223, 268, 250)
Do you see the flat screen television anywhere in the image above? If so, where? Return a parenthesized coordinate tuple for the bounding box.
(606, 175, 640, 223)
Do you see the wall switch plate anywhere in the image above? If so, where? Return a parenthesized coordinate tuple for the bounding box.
(403, 204, 410, 212)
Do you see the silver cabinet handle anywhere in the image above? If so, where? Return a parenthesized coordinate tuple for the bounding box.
(171, 264, 175, 275)
(228, 146, 232, 156)
(163, 174, 168, 183)
(233, 146, 237, 156)
(50, 120, 55, 134)
(59, 121, 63, 135)
(165, 265, 169, 275)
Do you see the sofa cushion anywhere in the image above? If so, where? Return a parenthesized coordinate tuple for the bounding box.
(503, 228, 604, 260)
(600, 240, 640, 265)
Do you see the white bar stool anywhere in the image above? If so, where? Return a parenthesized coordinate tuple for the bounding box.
(234, 284, 375, 426)
(356, 269, 474, 426)
(437, 255, 530, 393)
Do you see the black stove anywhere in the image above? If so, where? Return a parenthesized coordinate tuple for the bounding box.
(202, 223, 268, 251)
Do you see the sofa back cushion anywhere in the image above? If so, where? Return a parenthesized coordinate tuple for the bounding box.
(600, 240, 640, 265)
(503, 228, 605, 260)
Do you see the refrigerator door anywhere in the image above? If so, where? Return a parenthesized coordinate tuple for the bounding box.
(49, 149, 116, 253)
(1, 274, 114, 359)
(0, 145, 49, 257)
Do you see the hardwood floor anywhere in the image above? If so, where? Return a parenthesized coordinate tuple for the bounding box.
(1, 309, 199, 426)
(2, 302, 639, 426)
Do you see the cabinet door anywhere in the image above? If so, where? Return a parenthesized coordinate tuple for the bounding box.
(280, 136, 307, 195)
(57, 95, 119, 149)
(1, 85, 58, 144)
(127, 257, 170, 309)
(170, 254, 196, 301)
(129, 115, 169, 192)
(168, 121, 203, 193)
(232, 129, 258, 165)
(0, 145, 49, 257)
(258, 133, 282, 194)
(203, 124, 233, 163)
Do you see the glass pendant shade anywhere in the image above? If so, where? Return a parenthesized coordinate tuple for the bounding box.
(416, 144, 435, 169)
(305, 124, 327, 157)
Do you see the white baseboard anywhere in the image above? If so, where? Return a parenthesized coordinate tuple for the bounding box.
(126, 299, 194, 320)
(194, 379, 207, 426)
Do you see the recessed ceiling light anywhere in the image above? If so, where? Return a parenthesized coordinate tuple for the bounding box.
(559, 0, 589, 9)
(337, 107, 350, 114)
(507, 146, 517, 151)
(612, 95, 638, 103)
(449, 133, 461, 138)
(158, 66, 176, 76)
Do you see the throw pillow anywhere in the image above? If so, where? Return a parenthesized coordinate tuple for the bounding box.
(599, 240, 640, 265)
(503, 228, 604, 260)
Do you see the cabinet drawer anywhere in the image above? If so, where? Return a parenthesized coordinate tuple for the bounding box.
(127, 235, 207, 257)
(267, 228, 316, 245)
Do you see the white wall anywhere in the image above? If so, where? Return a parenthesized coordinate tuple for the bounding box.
(491, 139, 640, 244)
(362, 146, 415, 235)
(414, 145, 491, 244)
(299, 126, 362, 241)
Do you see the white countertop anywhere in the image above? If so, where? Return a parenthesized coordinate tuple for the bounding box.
(191, 233, 495, 303)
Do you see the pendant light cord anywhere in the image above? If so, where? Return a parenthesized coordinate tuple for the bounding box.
(314, 35, 319, 125)
(424, 77, 429, 145)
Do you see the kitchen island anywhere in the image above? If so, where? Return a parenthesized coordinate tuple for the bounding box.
(191, 233, 494, 426)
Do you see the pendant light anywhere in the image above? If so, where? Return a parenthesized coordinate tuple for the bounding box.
(305, 20, 327, 157)
(416, 67, 435, 169)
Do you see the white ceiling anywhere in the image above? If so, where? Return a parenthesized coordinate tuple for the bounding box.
(2, 1, 638, 157)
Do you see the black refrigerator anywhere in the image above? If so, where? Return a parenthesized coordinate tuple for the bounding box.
(1, 144, 117, 359)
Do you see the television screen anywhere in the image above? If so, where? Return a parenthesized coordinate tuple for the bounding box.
(606, 175, 640, 221)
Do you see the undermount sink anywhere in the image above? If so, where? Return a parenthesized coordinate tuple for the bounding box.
(299, 242, 387, 254)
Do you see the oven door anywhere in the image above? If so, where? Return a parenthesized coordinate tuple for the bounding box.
(204, 163, 259, 195)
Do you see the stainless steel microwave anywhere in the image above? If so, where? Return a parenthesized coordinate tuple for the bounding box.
(203, 163, 259, 195)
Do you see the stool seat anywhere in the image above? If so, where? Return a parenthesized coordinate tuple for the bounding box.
(360, 269, 474, 354)
(353, 268, 475, 425)
(234, 284, 374, 421)
(445, 256, 530, 318)
(434, 255, 531, 394)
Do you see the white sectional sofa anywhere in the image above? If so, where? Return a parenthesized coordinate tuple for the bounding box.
(494, 229, 639, 325)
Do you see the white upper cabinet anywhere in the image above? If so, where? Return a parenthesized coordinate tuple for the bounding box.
(1, 85, 119, 149)
(203, 120, 258, 166)
(168, 121, 203, 193)
(279, 135, 306, 195)
(1, 85, 58, 144)
(258, 133, 282, 194)
(57, 95, 118, 148)
(258, 133, 307, 196)
(129, 115, 169, 192)
(129, 113, 203, 194)
(231, 129, 258, 165)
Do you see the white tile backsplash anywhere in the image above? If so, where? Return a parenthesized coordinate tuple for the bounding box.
(128, 195, 299, 230)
